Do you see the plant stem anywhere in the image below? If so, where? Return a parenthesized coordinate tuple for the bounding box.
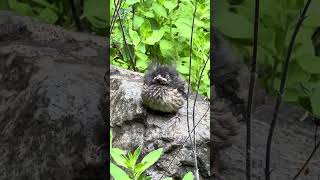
(246, 0, 260, 179)
(265, 1, 312, 179)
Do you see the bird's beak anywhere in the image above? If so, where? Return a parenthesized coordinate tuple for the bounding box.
(154, 75, 167, 84)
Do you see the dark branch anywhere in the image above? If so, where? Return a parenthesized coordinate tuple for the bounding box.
(265, 1, 312, 179)
(246, 0, 260, 179)
(69, 0, 83, 31)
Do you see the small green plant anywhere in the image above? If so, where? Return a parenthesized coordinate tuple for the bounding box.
(110, 131, 194, 180)
(216, 0, 320, 118)
(110, 0, 210, 97)
(1, 0, 107, 35)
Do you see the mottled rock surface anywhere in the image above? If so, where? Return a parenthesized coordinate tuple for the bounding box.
(219, 62, 320, 180)
(0, 11, 107, 180)
(110, 66, 210, 179)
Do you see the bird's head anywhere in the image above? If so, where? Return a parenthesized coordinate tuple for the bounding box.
(153, 73, 171, 85)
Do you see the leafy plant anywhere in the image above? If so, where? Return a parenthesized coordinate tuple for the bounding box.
(110, 131, 194, 180)
(110, 0, 210, 97)
(1, 0, 108, 35)
(216, 0, 320, 118)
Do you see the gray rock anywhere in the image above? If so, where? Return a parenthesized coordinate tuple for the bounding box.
(110, 66, 210, 179)
(0, 11, 107, 180)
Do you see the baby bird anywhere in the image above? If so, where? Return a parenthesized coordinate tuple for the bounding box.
(141, 63, 186, 113)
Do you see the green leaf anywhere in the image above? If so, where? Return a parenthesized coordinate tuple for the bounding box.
(111, 148, 127, 167)
(310, 87, 320, 117)
(140, 20, 152, 39)
(173, 19, 192, 39)
(144, 29, 165, 45)
(83, 0, 107, 29)
(8, 0, 35, 16)
(133, 15, 145, 29)
(163, 1, 176, 12)
(215, 10, 253, 40)
(37, 7, 59, 24)
(126, 0, 139, 5)
(160, 40, 175, 58)
(129, 29, 140, 46)
(182, 172, 194, 180)
(136, 148, 163, 177)
(296, 55, 320, 74)
(152, 3, 167, 18)
(132, 147, 142, 166)
(136, 53, 149, 71)
(30, 0, 59, 12)
(110, 162, 132, 180)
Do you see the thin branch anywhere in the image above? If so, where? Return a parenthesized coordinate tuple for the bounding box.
(265, 1, 312, 179)
(158, 102, 210, 180)
(186, 0, 199, 178)
(110, 0, 124, 34)
(192, 54, 209, 180)
(69, 0, 83, 31)
(246, 0, 260, 179)
(292, 140, 320, 180)
(115, 5, 136, 71)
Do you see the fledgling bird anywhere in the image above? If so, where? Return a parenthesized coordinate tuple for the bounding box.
(141, 63, 186, 114)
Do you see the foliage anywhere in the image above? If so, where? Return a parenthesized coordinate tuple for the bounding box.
(0, 0, 108, 36)
(110, 0, 210, 97)
(216, 0, 320, 118)
(110, 131, 194, 180)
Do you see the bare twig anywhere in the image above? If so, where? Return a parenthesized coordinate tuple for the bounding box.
(292, 140, 320, 180)
(69, 0, 83, 31)
(158, 102, 210, 180)
(110, 0, 124, 34)
(186, 0, 199, 178)
(265, 1, 312, 179)
(246, 0, 260, 179)
(192, 55, 209, 180)
(114, 5, 136, 71)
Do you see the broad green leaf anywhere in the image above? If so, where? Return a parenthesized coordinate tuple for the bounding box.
(30, 0, 59, 12)
(215, 10, 253, 40)
(310, 87, 320, 117)
(132, 147, 142, 166)
(136, 148, 163, 177)
(296, 55, 320, 74)
(173, 21, 191, 39)
(136, 53, 149, 71)
(137, 43, 146, 53)
(126, 0, 139, 5)
(144, 29, 165, 45)
(8, 0, 35, 16)
(133, 15, 145, 29)
(140, 20, 152, 39)
(163, 178, 173, 180)
(160, 40, 175, 58)
(163, 1, 176, 12)
(152, 3, 167, 18)
(129, 29, 140, 46)
(37, 7, 59, 24)
(110, 162, 132, 180)
(111, 148, 127, 167)
(182, 172, 194, 180)
(144, 11, 154, 18)
(83, 0, 107, 28)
